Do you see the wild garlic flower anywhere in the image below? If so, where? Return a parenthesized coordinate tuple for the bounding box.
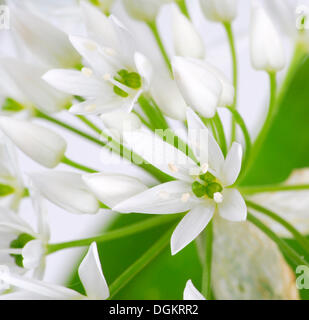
(0, 117, 67, 169)
(250, 1, 285, 72)
(85, 108, 246, 255)
(172, 57, 234, 118)
(199, 0, 238, 23)
(183, 280, 206, 300)
(0, 243, 109, 300)
(43, 3, 152, 116)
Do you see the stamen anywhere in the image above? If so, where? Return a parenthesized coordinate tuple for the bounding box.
(181, 193, 191, 203)
(81, 67, 93, 77)
(85, 104, 97, 112)
(201, 163, 209, 174)
(103, 73, 112, 81)
(214, 192, 224, 204)
(168, 163, 179, 173)
(84, 41, 97, 51)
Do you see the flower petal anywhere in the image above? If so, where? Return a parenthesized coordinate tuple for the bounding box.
(220, 142, 242, 186)
(82, 173, 147, 208)
(29, 171, 99, 215)
(212, 215, 299, 299)
(22, 240, 44, 270)
(171, 203, 215, 255)
(183, 280, 206, 300)
(78, 242, 109, 300)
(217, 188, 247, 222)
(124, 129, 196, 182)
(113, 181, 197, 214)
(134, 52, 153, 87)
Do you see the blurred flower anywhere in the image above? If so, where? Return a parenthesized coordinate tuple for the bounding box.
(172, 5, 205, 59)
(87, 0, 115, 15)
(43, 4, 152, 116)
(29, 171, 100, 215)
(199, 0, 237, 23)
(250, 1, 285, 72)
(172, 57, 234, 118)
(123, 0, 173, 22)
(0, 117, 67, 169)
(183, 280, 206, 300)
(0, 243, 109, 300)
(112, 108, 246, 255)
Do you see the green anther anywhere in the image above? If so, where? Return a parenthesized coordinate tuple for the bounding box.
(0, 184, 15, 197)
(2, 98, 24, 112)
(192, 181, 207, 198)
(206, 183, 223, 199)
(115, 69, 142, 89)
(113, 86, 129, 97)
(200, 172, 216, 184)
(10, 233, 35, 268)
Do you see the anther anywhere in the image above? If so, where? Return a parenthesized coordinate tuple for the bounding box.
(181, 193, 191, 203)
(168, 163, 178, 173)
(213, 192, 224, 204)
(81, 67, 93, 77)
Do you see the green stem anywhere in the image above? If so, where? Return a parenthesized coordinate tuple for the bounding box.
(241, 184, 309, 195)
(243, 72, 277, 179)
(176, 0, 190, 19)
(62, 156, 97, 173)
(225, 106, 251, 172)
(36, 110, 171, 183)
(246, 200, 309, 255)
(47, 215, 180, 255)
(202, 221, 213, 299)
(76, 115, 102, 134)
(108, 227, 173, 299)
(223, 22, 238, 143)
(213, 112, 227, 156)
(148, 21, 172, 74)
(247, 212, 309, 267)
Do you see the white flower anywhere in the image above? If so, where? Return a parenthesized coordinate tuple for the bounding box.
(9, 2, 80, 69)
(111, 108, 246, 255)
(0, 58, 72, 115)
(183, 280, 206, 300)
(82, 173, 148, 208)
(29, 171, 100, 215)
(172, 57, 234, 118)
(172, 5, 205, 59)
(0, 117, 67, 169)
(123, 0, 173, 22)
(0, 135, 24, 211)
(90, 0, 115, 15)
(250, 1, 285, 72)
(199, 0, 237, 23)
(43, 7, 152, 116)
(0, 243, 109, 300)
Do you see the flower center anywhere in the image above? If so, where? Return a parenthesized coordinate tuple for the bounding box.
(191, 172, 223, 202)
(113, 69, 142, 97)
(10, 233, 35, 267)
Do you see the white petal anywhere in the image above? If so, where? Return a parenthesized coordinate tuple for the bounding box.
(212, 215, 299, 299)
(10, 4, 80, 68)
(78, 242, 109, 300)
(0, 117, 67, 169)
(183, 280, 206, 300)
(220, 142, 242, 186)
(172, 5, 205, 59)
(172, 56, 222, 118)
(82, 173, 147, 208)
(22, 240, 44, 270)
(29, 171, 99, 215)
(217, 188, 247, 222)
(123, 129, 196, 182)
(200, 0, 237, 22)
(43, 69, 109, 98)
(134, 52, 153, 87)
(250, 1, 285, 72)
(171, 203, 215, 255)
(113, 181, 197, 214)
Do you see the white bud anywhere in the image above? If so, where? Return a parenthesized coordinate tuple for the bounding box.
(250, 1, 285, 72)
(172, 5, 205, 59)
(123, 0, 173, 22)
(22, 240, 45, 270)
(200, 0, 237, 23)
(0, 117, 67, 168)
(172, 57, 234, 118)
(29, 171, 99, 215)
